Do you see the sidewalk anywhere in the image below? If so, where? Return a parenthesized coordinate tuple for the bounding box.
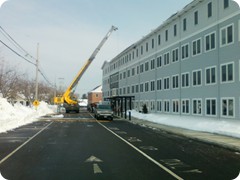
(126, 116, 240, 152)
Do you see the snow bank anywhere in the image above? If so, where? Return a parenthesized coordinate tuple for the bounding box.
(0, 97, 56, 133)
(131, 110, 240, 138)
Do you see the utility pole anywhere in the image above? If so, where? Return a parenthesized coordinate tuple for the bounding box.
(33, 43, 40, 108)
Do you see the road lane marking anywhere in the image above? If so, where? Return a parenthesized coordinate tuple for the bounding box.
(85, 156, 103, 163)
(0, 122, 53, 165)
(97, 121, 183, 180)
(127, 137, 142, 142)
(93, 163, 103, 174)
(140, 146, 158, 151)
(160, 159, 202, 174)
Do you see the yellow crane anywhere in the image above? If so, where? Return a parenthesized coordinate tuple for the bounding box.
(54, 26, 117, 113)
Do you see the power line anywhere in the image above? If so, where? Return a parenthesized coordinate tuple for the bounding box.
(0, 26, 36, 60)
(0, 39, 36, 66)
(0, 26, 54, 87)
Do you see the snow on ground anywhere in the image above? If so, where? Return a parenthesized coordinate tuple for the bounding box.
(131, 110, 240, 139)
(0, 97, 56, 133)
(0, 96, 240, 139)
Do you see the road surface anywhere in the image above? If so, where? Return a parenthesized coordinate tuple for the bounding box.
(0, 111, 239, 180)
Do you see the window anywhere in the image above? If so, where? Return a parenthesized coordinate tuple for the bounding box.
(150, 101, 155, 111)
(145, 61, 149, 72)
(182, 99, 190, 114)
(151, 59, 155, 70)
(164, 77, 170, 90)
(140, 84, 144, 92)
(131, 85, 135, 94)
(224, 0, 229, 9)
(127, 86, 130, 94)
(192, 38, 201, 56)
(152, 38, 154, 49)
(181, 73, 190, 88)
(194, 11, 198, 25)
(164, 52, 170, 65)
(150, 81, 155, 91)
(145, 82, 149, 92)
(208, 2, 212, 18)
(206, 66, 216, 85)
(206, 98, 216, 116)
(123, 87, 126, 95)
(132, 68, 135, 76)
(172, 48, 179, 63)
(140, 64, 144, 73)
(193, 99, 202, 115)
(157, 101, 162, 112)
(158, 34, 161, 45)
(205, 32, 216, 51)
(172, 75, 179, 89)
(174, 24, 177, 36)
(146, 42, 148, 52)
(135, 85, 139, 93)
(165, 30, 168, 42)
(172, 100, 179, 113)
(192, 70, 202, 86)
(127, 70, 130, 77)
(221, 62, 234, 83)
(221, 98, 234, 117)
(181, 44, 189, 60)
(221, 24, 234, 46)
(157, 79, 162, 90)
(141, 45, 143, 55)
(164, 100, 170, 113)
(183, 18, 187, 31)
(157, 56, 162, 68)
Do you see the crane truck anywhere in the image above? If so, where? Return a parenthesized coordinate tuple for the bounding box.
(54, 26, 118, 113)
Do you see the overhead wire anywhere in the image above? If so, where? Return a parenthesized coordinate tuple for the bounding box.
(0, 39, 36, 66)
(0, 25, 53, 86)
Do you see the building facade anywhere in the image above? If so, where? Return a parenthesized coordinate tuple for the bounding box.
(102, 0, 240, 120)
(88, 85, 102, 105)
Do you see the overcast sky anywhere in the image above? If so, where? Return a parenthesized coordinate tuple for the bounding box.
(0, 0, 197, 96)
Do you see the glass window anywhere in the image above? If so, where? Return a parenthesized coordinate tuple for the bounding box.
(193, 70, 202, 86)
(221, 98, 234, 117)
(221, 63, 234, 83)
(194, 11, 198, 25)
(221, 24, 234, 46)
(208, 2, 212, 17)
(193, 99, 202, 115)
(224, 0, 229, 9)
(183, 18, 187, 31)
(206, 99, 216, 116)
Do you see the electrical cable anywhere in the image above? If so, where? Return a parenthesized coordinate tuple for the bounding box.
(0, 39, 36, 66)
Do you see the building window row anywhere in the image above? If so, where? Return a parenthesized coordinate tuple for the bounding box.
(118, 62, 234, 95)
(137, 97, 234, 118)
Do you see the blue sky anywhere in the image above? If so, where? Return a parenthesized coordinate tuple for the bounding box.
(0, 0, 193, 96)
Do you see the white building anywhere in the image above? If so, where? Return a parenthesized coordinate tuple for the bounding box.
(102, 0, 240, 120)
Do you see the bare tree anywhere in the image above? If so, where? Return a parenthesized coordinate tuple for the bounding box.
(0, 60, 24, 100)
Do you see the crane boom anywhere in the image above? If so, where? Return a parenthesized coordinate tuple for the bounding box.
(54, 26, 117, 113)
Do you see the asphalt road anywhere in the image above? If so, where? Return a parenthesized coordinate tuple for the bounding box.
(0, 111, 240, 180)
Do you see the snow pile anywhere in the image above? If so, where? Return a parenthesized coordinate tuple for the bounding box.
(79, 99, 88, 107)
(131, 110, 240, 138)
(0, 97, 55, 133)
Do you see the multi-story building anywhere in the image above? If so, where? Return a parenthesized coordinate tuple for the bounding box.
(88, 85, 102, 105)
(102, 0, 240, 120)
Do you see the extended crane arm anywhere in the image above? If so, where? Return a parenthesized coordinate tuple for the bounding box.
(62, 26, 118, 105)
